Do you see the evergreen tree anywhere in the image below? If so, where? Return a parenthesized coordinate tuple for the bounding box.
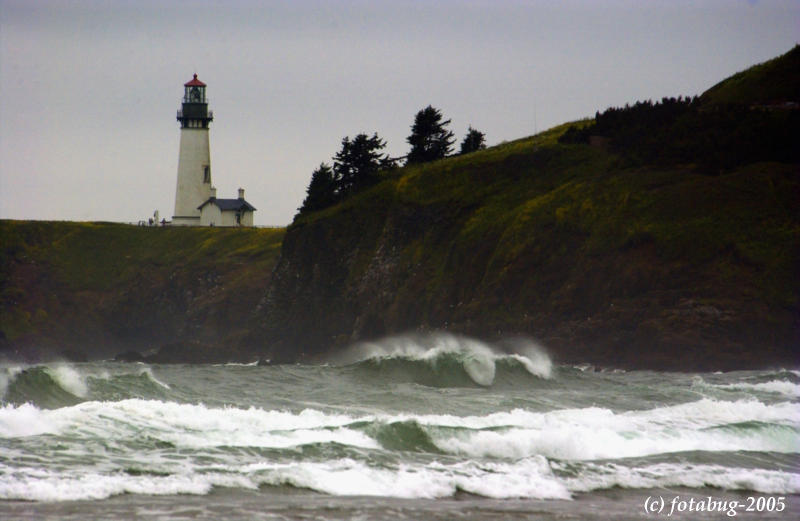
(406, 105, 455, 164)
(299, 163, 337, 214)
(459, 126, 486, 154)
(333, 133, 395, 195)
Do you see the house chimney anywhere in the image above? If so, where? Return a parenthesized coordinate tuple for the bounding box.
(210, 186, 217, 198)
(238, 188, 245, 199)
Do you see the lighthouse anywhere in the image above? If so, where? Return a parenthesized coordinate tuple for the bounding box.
(171, 74, 256, 226)
(172, 74, 214, 225)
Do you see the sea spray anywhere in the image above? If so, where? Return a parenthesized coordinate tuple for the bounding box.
(1, 397, 795, 455)
(0, 361, 797, 511)
(558, 462, 800, 495)
(696, 378, 800, 398)
(0, 366, 23, 398)
(338, 333, 552, 386)
(495, 337, 553, 378)
(1, 366, 84, 409)
(46, 365, 88, 397)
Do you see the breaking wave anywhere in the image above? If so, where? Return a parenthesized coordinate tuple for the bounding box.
(1, 366, 85, 409)
(341, 333, 552, 387)
(1, 359, 798, 505)
(709, 380, 800, 398)
(1, 396, 797, 500)
(0, 364, 171, 408)
(694, 375, 800, 399)
(5, 456, 797, 502)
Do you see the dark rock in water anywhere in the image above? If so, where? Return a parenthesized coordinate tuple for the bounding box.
(147, 341, 230, 364)
(257, 358, 273, 366)
(114, 350, 146, 363)
(60, 349, 88, 363)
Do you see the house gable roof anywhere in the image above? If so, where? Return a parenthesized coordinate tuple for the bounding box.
(198, 198, 257, 212)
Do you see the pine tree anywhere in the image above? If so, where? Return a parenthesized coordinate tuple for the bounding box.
(299, 163, 337, 214)
(406, 105, 455, 164)
(459, 126, 486, 154)
(333, 133, 395, 195)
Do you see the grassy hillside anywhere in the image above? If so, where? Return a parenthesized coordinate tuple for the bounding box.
(260, 49, 800, 369)
(0, 221, 284, 360)
(262, 128, 798, 368)
(3, 47, 798, 368)
(701, 45, 800, 105)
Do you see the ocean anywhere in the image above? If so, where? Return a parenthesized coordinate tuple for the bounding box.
(1, 334, 798, 520)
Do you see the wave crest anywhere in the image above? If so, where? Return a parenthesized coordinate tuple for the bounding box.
(1, 366, 85, 409)
(1, 396, 797, 501)
(340, 333, 551, 387)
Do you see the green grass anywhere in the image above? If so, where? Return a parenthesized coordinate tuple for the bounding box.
(283, 112, 799, 353)
(0, 221, 285, 343)
(4, 48, 799, 364)
(2, 221, 284, 291)
(701, 45, 800, 105)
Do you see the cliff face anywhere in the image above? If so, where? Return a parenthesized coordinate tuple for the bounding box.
(0, 222, 284, 361)
(3, 157, 797, 370)
(4, 49, 798, 369)
(254, 134, 798, 369)
(255, 48, 800, 370)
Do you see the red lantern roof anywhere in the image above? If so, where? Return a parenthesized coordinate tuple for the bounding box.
(184, 74, 206, 87)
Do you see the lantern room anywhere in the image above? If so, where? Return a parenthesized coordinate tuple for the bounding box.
(177, 74, 213, 129)
(183, 74, 207, 103)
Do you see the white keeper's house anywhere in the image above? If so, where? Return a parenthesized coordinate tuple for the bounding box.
(172, 74, 256, 227)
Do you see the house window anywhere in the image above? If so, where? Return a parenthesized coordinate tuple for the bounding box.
(203, 165, 211, 183)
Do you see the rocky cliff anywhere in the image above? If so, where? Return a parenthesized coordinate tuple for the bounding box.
(0, 222, 284, 361)
(253, 134, 798, 369)
(3, 48, 798, 369)
(252, 48, 799, 370)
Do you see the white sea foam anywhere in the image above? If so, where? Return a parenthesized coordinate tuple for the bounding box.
(0, 366, 24, 398)
(425, 399, 800, 460)
(0, 468, 256, 502)
(46, 365, 88, 397)
(215, 455, 570, 500)
(3, 455, 797, 502)
(2, 397, 796, 462)
(0, 403, 60, 437)
(0, 396, 798, 502)
(406, 398, 800, 431)
(560, 462, 800, 494)
(509, 353, 549, 379)
(84, 366, 171, 391)
(0, 399, 377, 452)
(499, 337, 553, 378)
(0, 456, 571, 501)
(357, 333, 498, 385)
(709, 379, 800, 398)
(139, 367, 171, 389)
(431, 419, 797, 461)
(347, 332, 552, 385)
(256, 458, 800, 499)
(5, 360, 800, 505)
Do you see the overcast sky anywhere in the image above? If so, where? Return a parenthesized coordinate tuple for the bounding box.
(1, 0, 797, 226)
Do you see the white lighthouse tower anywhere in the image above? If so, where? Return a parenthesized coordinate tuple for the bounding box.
(172, 74, 214, 226)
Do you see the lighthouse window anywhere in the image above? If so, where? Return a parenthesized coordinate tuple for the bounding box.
(203, 165, 211, 183)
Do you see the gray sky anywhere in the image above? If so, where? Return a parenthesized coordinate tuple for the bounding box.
(1, 0, 797, 226)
